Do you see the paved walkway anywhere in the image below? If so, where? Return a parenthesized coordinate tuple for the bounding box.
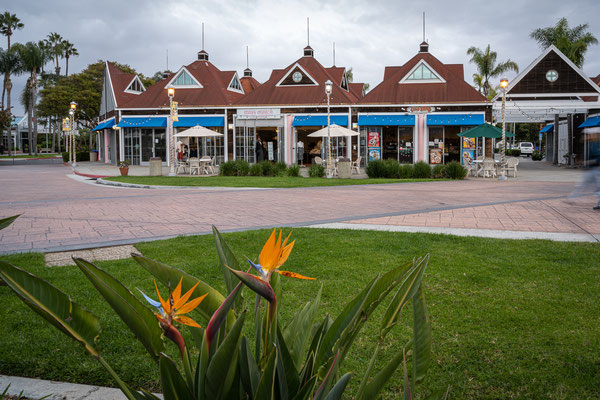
(0, 158, 598, 254)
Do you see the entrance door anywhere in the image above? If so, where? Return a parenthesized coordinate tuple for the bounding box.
(124, 129, 141, 165)
(154, 129, 166, 161)
(397, 127, 414, 163)
(235, 126, 256, 163)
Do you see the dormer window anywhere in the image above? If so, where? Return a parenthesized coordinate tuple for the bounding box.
(341, 73, 349, 91)
(165, 67, 203, 89)
(124, 76, 146, 94)
(228, 73, 244, 94)
(399, 60, 445, 84)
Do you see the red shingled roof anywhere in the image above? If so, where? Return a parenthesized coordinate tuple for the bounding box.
(106, 62, 141, 108)
(235, 55, 363, 106)
(241, 75, 261, 94)
(360, 51, 487, 105)
(119, 60, 245, 109)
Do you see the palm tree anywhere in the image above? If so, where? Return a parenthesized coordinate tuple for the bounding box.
(0, 12, 24, 109)
(530, 17, 598, 67)
(46, 32, 64, 76)
(0, 47, 22, 156)
(13, 42, 46, 155)
(467, 45, 519, 98)
(62, 40, 78, 76)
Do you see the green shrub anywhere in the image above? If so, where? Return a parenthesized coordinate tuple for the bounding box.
(382, 159, 400, 178)
(432, 164, 446, 178)
(62, 152, 69, 162)
(308, 163, 325, 178)
(286, 165, 300, 177)
(365, 159, 386, 178)
(273, 161, 287, 177)
(413, 161, 432, 178)
(532, 151, 544, 161)
(444, 161, 468, 179)
(399, 163, 413, 179)
(219, 161, 236, 176)
(248, 163, 262, 176)
(233, 159, 250, 176)
(506, 149, 521, 157)
(259, 160, 273, 176)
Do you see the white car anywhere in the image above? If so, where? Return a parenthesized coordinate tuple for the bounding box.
(518, 142, 534, 156)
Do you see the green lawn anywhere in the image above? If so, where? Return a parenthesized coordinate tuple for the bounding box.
(105, 175, 446, 188)
(0, 153, 60, 159)
(1, 229, 599, 399)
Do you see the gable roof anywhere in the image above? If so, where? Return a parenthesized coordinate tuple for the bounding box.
(120, 60, 246, 109)
(360, 50, 487, 105)
(235, 55, 362, 106)
(106, 62, 142, 107)
(240, 75, 261, 94)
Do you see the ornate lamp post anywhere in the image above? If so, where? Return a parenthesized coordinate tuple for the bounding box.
(324, 79, 333, 178)
(498, 78, 508, 181)
(167, 86, 176, 176)
(69, 101, 77, 166)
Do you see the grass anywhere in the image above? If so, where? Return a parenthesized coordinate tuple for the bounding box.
(0, 153, 60, 159)
(104, 175, 446, 188)
(0, 229, 599, 399)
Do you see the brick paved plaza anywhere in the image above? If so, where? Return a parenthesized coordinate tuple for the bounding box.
(0, 160, 599, 254)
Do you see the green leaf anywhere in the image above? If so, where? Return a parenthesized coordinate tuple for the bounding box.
(255, 348, 277, 400)
(0, 214, 19, 231)
(360, 348, 403, 400)
(131, 254, 232, 328)
(73, 258, 165, 360)
(0, 261, 100, 356)
(206, 311, 246, 400)
(313, 350, 340, 400)
(276, 326, 300, 399)
(159, 353, 193, 400)
(425, 387, 450, 400)
(291, 376, 316, 400)
(227, 266, 275, 304)
(206, 282, 243, 349)
(323, 373, 352, 400)
(412, 284, 431, 384)
(403, 351, 413, 400)
(239, 336, 260, 400)
(195, 330, 210, 400)
(212, 226, 243, 311)
(284, 284, 322, 370)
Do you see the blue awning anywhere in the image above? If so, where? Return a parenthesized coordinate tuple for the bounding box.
(292, 115, 348, 127)
(358, 115, 415, 126)
(540, 124, 554, 133)
(426, 114, 484, 126)
(92, 118, 115, 132)
(116, 117, 167, 128)
(174, 116, 225, 128)
(579, 116, 600, 128)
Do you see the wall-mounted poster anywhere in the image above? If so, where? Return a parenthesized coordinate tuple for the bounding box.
(462, 137, 475, 149)
(368, 132, 380, 148)
(462, 149, 475, 165)
(369, 148, 381, 161)
(367, 131, 381, 161)
(430, 148, 442, 164)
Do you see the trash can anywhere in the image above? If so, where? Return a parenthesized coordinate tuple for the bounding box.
(149, 157, 162, 176)
(337, 157, 351, 179)
(90, 150, 98, 162)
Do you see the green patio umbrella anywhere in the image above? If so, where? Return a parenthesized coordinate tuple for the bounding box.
(457, 123, 515, 139)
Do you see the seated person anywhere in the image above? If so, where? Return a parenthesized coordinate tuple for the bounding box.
(309, 140, 322, 155)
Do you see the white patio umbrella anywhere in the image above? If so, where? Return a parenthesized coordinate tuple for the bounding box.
(308, 124, 358, 160)
(174, 125, 223, 157)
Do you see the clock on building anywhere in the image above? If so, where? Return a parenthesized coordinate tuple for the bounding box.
(292, 71, 302, 83)
(546, 70, 559, 82)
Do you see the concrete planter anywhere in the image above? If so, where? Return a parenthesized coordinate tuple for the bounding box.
(337, 161, 351, 179)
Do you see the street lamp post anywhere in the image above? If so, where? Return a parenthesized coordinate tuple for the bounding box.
(168, 86, 176, 176)
(498, 78, 508, 181)
(325, 80, 333, 178)
(69, 101, 77, 166)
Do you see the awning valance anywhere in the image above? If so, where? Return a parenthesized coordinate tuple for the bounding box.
(427, 114, 484, 126)
(92, 118, 115, 132)
(358, 115, 415, 126)
(174, 116, 224, 128)
(292, 115, 348, 127)
(116, 117, 167, 128)
(540, 124, 554, 133)
(579, 116, 600, 128)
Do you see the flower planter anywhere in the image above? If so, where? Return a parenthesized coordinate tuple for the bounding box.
(119, 167, 129, 176)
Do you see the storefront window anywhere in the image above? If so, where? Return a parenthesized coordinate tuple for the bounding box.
(428, 127, 444, 164)
(398, 127, 413, 163)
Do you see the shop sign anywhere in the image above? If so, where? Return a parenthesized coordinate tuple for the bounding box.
(238, 108, 281, 119)
(407, 106, 432, 114)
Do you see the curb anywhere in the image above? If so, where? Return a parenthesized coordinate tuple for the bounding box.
(73, 170, 112, 179)
(95, 178, 269, 191)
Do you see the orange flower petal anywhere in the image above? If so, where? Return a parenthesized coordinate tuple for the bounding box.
(171, 277, 183, 305)
(174, 315, 202, 328)
(277, 240, 295, 268)
(154, 280, 170, 313)
(173, 280, 200, 310)
(259, 228, 277, 267)
(176, 293, 208, 315)
(277, 270, 315, 280)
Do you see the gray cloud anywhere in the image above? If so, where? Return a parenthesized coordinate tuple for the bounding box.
(4, 0, 600, 116)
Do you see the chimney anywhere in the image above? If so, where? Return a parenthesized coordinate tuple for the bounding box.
(419, 41, 429, 53)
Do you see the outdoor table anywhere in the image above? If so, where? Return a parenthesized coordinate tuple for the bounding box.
(472, 159, 500, 177)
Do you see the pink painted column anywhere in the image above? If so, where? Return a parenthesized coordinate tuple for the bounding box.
(417, 114, 425, 162)
(285, 115, 293, 165)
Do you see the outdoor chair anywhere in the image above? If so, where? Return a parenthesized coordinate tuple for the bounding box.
(464, 158, 477, 177)
(505, 157, 519, 177)
(189, 158, 201, 175)
(175, 159, 187, 175)
(206, 157, 216, 174)
(482, 158, 497, 178)
(351, 156, 362, 174)
(314, 156, 323, 165)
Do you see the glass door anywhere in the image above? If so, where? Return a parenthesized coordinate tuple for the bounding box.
(154, 129, 166, 161)
(124, 128, 141, 165)
(141, 129, 153, 162)
(397, 127, 414, 163)
(235, 125, 256, 163)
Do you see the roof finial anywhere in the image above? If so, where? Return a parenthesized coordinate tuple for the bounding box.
(202, 22, 205, 50)
(244, 45, 252, 77)
(333, 42, 336, 66)
(423, 12, 426, 42)
(420, 12, 429, 53)
(307, 17, 310, 46)
(166, 49, 168, 71)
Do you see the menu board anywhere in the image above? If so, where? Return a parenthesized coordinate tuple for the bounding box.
(368, 131, 381, 161)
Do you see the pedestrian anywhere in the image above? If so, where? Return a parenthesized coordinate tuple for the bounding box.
(569, 135, 600, 210)
(255, 136, 266, 162)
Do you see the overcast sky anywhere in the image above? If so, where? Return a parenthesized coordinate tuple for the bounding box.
(5, 0, 600, 116)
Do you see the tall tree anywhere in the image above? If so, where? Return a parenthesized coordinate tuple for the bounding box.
(37, 39, 51, 75)
(46, 32, 64, 75)
(13, 41, 47, 155)
(0, 47, 23, 156)
(467, 44, 519, 98)
(62, 40, 78, 76)
(530, 17, 598, 67)
(0, 12, 24, 109)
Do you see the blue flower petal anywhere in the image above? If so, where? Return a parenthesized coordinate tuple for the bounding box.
(138, 288, 163, 312)
(247, 259, 266, 278)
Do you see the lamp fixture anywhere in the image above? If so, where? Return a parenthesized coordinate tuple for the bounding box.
(500, 78, 508, 88)
(167, 86, 175, 97)
(324, 80, 333, 95)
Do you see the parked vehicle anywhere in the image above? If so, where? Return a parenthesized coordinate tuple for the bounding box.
(518, 142, 534, 156)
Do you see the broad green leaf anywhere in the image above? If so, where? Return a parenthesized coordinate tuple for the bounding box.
(0, 214, 19, 231)
(255, 348, 277, 400)
(403, 351, 413, 400)
(254, 293, 263, 362)
(284, 284, 322, 370)
(276, 326, 300, 399)
(323, 373, 352, 400)
(412, 284, 431, 384)
(206, 312, 246, 400)
(359, 347, 403, 400)
(195, 330, 210, 400)
(239, 336, 260, 400)
(73, 258, 165, 360)
(212, 226, 243, 310)
(0, 261, 101, 356)
(131, 254, 233, 328)
(313, 350, 340, 400)
(227, 266, 275, 304)
(159, 353, 193, 400)
(206, 282, 243, 349)
(291, 376, 316, 400)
